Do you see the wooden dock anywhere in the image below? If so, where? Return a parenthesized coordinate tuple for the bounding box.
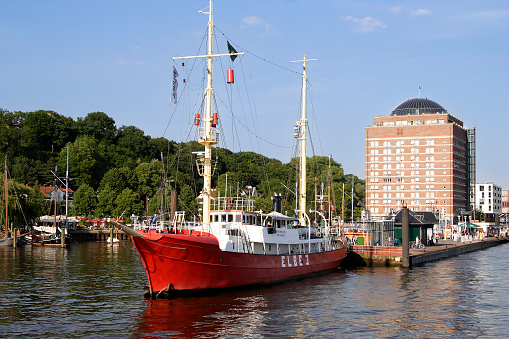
(68, 229, 130, 242)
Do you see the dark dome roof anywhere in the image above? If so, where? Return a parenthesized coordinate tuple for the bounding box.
(390, 98, 447, 116)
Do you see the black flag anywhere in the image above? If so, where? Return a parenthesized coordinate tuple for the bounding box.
(227, 41, 238, 62)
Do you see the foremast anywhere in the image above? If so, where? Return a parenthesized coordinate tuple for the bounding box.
(173, 0, 242, 233)
(291, 56, 316, 225)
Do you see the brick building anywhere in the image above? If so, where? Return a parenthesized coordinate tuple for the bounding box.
(365, 97, 475, 224)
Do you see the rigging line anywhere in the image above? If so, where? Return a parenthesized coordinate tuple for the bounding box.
(213, 91, 292, 149)
(238, 55, 257, 149)
(215, 26, 301, 75)
(212, 38, 242, 156)
(162, 28, 208, 141)
(308, 83, 324, 156)
(239, 57, 272, 195)
(222, 51, 272, 196)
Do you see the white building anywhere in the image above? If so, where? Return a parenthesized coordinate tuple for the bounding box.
(475, 182, 502, 215)
(502, 189, 509, 220)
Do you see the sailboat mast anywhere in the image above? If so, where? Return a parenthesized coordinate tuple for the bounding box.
(291, 56, 316, 225)
(65, 146, 69, 231)
(201, 0, 214, 233)
(173, 0, 243, 233)
(53, 166, 57, 228)
(328, 155, 331, 225)
(4, 156, 8, 238)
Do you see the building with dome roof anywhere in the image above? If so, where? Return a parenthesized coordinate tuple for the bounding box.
(365, 97, 476, 227)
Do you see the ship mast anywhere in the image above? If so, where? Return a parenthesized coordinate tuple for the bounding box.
(291, 56, 316, 225)
(173, 0, 242, 233)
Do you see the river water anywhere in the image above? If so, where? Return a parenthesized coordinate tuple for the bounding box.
(1, 241, 508, 338)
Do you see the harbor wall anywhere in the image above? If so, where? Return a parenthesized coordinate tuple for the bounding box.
(342, 246, 402, 267)
(342, 237, 509, 268)
(410, 238, 508, 266)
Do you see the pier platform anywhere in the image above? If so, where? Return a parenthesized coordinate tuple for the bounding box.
(341, 236, 509, 268)
(68, 229, 130, 242)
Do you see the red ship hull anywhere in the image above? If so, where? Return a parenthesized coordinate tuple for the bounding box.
(131, 229, 347, 296)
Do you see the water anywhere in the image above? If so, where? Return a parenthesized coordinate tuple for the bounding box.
(1, 241, 509, 338)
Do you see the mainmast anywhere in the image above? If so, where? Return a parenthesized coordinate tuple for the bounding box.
(201, 0, 215, 234)
(173, 0, 242, 233)
(291, 56, 316, 225)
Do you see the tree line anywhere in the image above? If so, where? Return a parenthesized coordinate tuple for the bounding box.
(0, 108, 365, 225)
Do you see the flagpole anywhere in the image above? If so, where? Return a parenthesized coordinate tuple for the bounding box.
(418, 85, 421, 98)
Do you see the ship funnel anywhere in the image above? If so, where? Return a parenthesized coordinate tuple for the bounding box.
(271, 193, 282, 213)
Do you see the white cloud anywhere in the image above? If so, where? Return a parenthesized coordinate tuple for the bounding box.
(341, 16, 387, 33)
(412, 9, 432, 16)
(241, 16, 278, 35)
(242, 16, 264, 26)
(389, 6, 402, 15)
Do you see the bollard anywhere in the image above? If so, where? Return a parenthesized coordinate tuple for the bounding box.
(13, 228, 17, 249)
(402, 206, 410, 268)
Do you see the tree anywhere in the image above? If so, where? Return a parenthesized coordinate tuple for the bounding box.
(76, 112, 117, 142)
(21, 110, 76, 152)
(95, 184, 116, 218)
(114, 125, 151, 166)
(114, 188, 143, 219)
(0, 108, 21, 157)
(0, 178, 44, 227)
(73, 183, 97, 216)
(60, 136, 107, 189)
(135, 161, 162, 198)
(98, 167, 135, 196)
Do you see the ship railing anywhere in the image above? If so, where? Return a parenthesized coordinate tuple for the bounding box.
(196, 127, 219, 145)
(211, 196, 256, 212)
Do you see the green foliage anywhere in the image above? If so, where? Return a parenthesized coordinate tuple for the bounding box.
(0, 108, 365, 222)
(114, 188, 143, 219)
(135, 161, 162, 198)
(0, 108, 21, 157)
(76, 112, 116, 142)
(73, 183, 97, 217)
(95, 184, 116, 218)
(98, 167, 135, 195)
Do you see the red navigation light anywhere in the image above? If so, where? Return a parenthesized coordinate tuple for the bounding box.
(212, 113, 218, 127)
(227, 69, 234, 84)
(194, 113, 200, 126)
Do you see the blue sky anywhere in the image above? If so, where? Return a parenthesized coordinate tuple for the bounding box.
(1, 1, 508, 188)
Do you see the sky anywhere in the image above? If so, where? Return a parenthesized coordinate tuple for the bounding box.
(1, 0, 508, 188)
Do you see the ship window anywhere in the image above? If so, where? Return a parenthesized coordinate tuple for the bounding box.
(228, 215, 233, 222)
(235, 215, 241, 222)
(221, 214, 226, 222)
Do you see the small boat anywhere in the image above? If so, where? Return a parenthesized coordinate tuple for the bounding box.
(112, 0, 346, 298)
(0, 237, 13, 247)
(107, 236, 119, 244)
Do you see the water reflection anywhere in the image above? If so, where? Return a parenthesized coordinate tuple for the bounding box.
(1, 241, 508, 337)
(134, 292, 269, 338)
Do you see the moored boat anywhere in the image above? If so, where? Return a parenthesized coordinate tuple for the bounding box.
(112, 0, 346, 298)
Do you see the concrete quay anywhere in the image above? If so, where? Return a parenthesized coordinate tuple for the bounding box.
(341, 237, 509, 268)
